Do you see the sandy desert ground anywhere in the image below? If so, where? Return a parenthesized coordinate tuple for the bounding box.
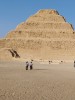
(0, 61, 75, 100)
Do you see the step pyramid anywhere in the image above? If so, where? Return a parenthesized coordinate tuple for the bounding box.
(0, 9, 75, 60)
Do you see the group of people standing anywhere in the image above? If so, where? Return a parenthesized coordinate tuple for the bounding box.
(25, 60, 75, 70)
(26, 61, 33, 70)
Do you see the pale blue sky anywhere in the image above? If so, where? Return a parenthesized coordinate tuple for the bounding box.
(0, 0, 75, 38)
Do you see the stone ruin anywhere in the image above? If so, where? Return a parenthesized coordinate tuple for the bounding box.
(0, 9, 75, 61)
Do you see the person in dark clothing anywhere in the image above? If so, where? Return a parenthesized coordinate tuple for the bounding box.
(74, 60, 75, 67)
(30, 62, 33, 70)
(26, 61, 29, 70)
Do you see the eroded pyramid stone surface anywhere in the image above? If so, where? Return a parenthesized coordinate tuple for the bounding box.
(0, 9, 75, 60)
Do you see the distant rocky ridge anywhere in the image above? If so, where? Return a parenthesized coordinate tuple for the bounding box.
(0, 9, 75, 61)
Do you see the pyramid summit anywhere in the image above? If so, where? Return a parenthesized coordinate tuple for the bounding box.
(36, 9, 59, 15)
(0, 9, 75, 61)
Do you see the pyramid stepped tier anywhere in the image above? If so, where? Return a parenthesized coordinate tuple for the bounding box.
(1, 38, 75, 50)
(6, 30, 75, 39)
(1, 38, 75, 60)
(26, 14, 66, 22)
(15, 22, 73, 31)
(36, 9, 59, 15)
(0, 9, 75, 60)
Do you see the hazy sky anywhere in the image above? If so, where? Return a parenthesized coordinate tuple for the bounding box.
(0, 0, 75, 38)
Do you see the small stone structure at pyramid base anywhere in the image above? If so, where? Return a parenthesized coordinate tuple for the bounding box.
(0, 48, 20, 61)
(0, 9, 75, 61)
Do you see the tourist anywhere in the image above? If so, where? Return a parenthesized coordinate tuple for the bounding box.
(26, 61, 29, 70)
(74, 60, 75, 67)
(30, 62, 33, 70)
(49, 61, 52, 64)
